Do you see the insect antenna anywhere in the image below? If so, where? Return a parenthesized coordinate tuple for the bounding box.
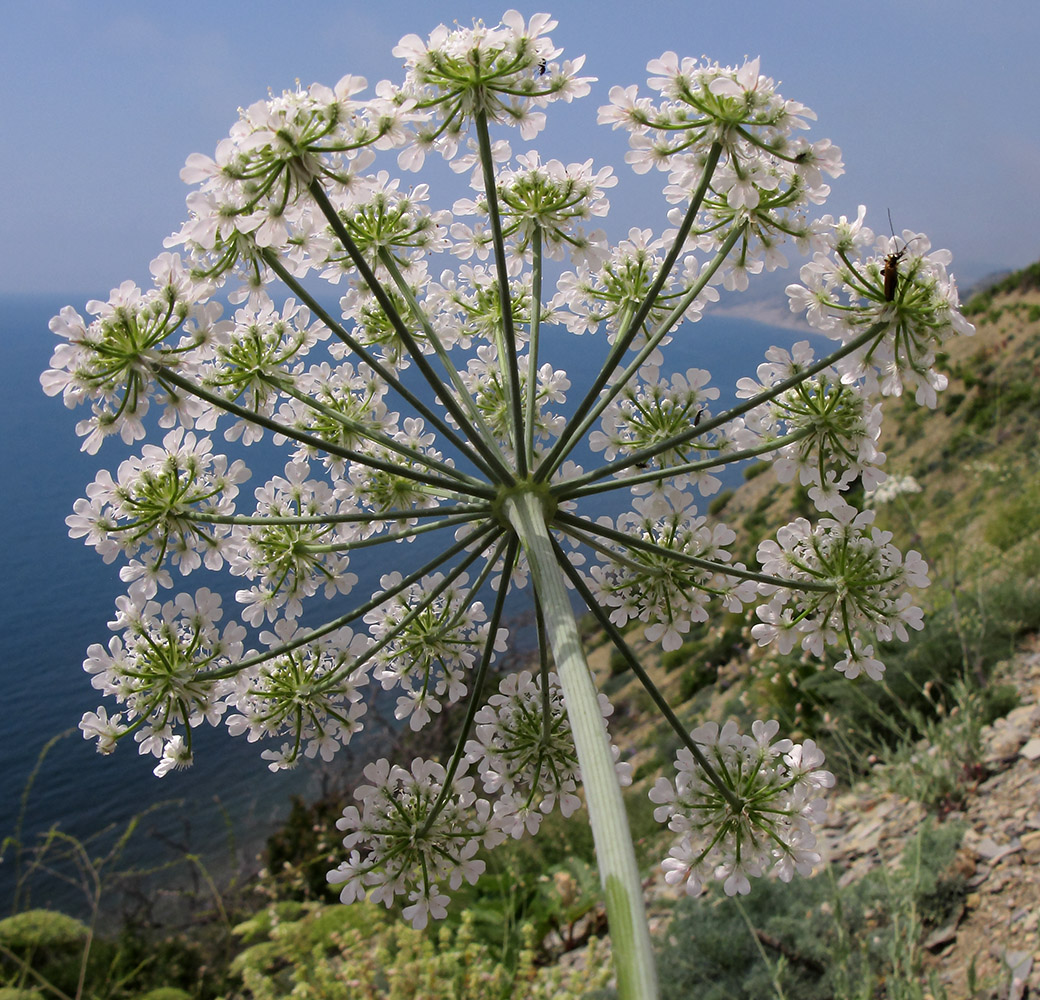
(882, 209, 920, 302)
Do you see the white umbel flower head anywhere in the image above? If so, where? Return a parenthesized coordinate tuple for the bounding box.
(650, 720, 833, 897)
(464, 669, 629, 838)
(328, 757, 504, 928)
(752, 499, 929, 673)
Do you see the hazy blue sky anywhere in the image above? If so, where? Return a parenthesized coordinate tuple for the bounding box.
(3, 0, 1038, 296)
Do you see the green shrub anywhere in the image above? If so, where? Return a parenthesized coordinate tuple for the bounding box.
(881, 677, 989, 810)
(980, 682, 1019, 722)
(659, 625, 708, 672)
(608, 645, 629, 676)
(0, 910, 91, 1000)
(708, 489, 734, 515)
(746, 651, 824, 743)
(632, 753, 663, 783)
(657, 823, 964, 1000)
(983, 475, 1040, 550)
(602, 669, 631, 699)
(679, 662, 716, 702)
(0, 911, 88, 950)
(231, 899, 613, 1000)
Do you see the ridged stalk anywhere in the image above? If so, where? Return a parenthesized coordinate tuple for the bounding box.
(503, 490, 658, 1000)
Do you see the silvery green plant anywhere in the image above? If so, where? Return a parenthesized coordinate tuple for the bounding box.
(42, 12, 973, 997)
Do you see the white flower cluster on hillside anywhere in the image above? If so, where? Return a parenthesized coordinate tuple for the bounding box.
(45, 11, 972, 960)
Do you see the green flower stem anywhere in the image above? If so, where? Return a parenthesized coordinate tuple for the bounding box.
(302, 510, 491, 552)
(159, 368, 492, 502)
(553, 540, 743, 812)
(315, 526, 506, 699)
(534, 141, 724, 483)
(555, 509, 835, 593)
(540, 220, 746, 484)
(187, 503, 491, 526)
(200, 521, 500, 679)
(534, 597, 552, 739)
(419, 536, 517, 835)
(557, 520, 726, 585)
(262, 250, 503, 482)
(277, 378, 485, 490)
(525, 229, 544, 469)
(600, 140, 724, 356)
(475, 109, 526, 476)
(376, 248, 508, 466)
(563, 319, 892, 491)
(305, 179, 517, 485)
(559, 427, 816, 500)
(503, 490, 658, 1000)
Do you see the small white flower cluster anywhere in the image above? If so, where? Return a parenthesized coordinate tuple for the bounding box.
(865, 473, 923, 506)
(650, 720, 833, 897)
(172, 74, 405, 255)
(551, 227, 719, 345)
(328, 668, 628, 926)
(787, 206, 975, 407)
(599, 53, 843, 283)
(452, 151, 615, 270)
(365, 572, 507, 731)
(228, 622, 372, 770)
(81, 587, 377, 774)
(328, 757, 503, 929)
(81, 588, 244, 773)
(586, 492, 754, 651)
(41, 257, 219, 453)
(457, 348, 571, 452)
(392, 11, 594, 164)
(203, 298, 331, 437)
(464, 669, 630, 838)
(280, 359, 391, 470)
(753, 502, 930, 679)
(231, 460, 358, 624)
(736, 339, 886, 499)
(590, 366, 721, 489)
(326, 173, 453, 283)
(67, 428, 248, 594)
(426, 262, 528, 339)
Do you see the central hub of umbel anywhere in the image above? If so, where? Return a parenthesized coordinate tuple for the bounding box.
(492, 478, 558, 531)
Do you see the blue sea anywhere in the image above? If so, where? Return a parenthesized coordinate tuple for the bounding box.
(1, 292, 799, 915)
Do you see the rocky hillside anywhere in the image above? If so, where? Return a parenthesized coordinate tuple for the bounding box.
(820, 635, 1040, 998)
(575, 268, 1040, 998)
